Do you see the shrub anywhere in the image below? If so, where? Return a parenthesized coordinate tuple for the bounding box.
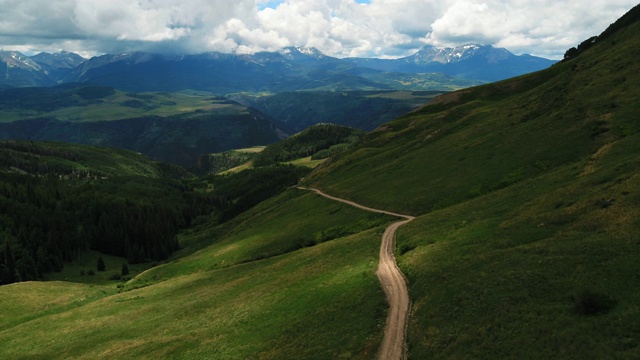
(109, 273, 121, 281)
(574, 290, 617, 315)
(399, 243, 417, 255)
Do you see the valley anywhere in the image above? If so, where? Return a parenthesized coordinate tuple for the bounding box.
(1, 3, 640, 360)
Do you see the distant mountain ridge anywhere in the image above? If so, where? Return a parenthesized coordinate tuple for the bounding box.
(0, 45, 554, 91)
(30, 51, 87, 81)
(0, 50, 57, 87)
(348, 44, 556, 81)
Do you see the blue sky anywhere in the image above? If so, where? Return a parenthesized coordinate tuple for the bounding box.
(260, 0, 370, 10)
(0, 0, 636, 59)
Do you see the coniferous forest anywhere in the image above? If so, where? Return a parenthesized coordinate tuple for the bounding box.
(0, 140, 309, 285)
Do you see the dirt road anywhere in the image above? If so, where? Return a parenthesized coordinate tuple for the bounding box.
(300, 187, 414, 360)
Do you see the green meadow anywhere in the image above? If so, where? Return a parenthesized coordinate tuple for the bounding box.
(0, 189, 395, 359)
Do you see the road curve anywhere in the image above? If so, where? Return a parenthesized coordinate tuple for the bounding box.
(299, 187, 414, 360)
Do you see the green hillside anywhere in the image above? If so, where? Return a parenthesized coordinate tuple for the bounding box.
(302, 5, 640, 358)
(0, 189, 394, 359)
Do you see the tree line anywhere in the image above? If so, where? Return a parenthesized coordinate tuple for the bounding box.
(0, 162, 309, 285)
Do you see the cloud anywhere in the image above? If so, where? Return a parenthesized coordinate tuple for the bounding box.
(0, 0, 636, 59)
(424, 0, 634, 58)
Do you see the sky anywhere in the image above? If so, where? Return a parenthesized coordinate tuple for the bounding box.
(0, 0, 636, 60)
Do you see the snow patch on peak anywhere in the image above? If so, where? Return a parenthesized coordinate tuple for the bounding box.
(296, 46, 316, 55)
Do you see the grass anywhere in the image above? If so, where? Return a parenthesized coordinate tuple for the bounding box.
(395, 134, 640, 358)
(218, 160, 255, 174)
(234, 146, 265, 153)
(0, 281, 113, 332)
(0, 188, 394, 359)
(287, 156, 326, 168)
(43, 250, 156, 285)
(128, 188, 394, 286)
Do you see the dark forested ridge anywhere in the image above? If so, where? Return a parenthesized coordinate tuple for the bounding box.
(254, 124, 365, 167)
(231, 91, 444, 131)
(0, 141, 308, 285)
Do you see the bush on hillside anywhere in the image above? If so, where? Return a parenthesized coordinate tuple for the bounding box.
(573, 290, 617, 316)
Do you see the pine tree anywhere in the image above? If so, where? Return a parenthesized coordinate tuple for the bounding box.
(97, 256, 106, 272)
(121, 263, 129, 277)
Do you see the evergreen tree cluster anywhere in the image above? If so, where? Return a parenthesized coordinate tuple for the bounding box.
(253, 124, 364, 167)
(0, 140, 311, 286)
(0, 172, 218, 285)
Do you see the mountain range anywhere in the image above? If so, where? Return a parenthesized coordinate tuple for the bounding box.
(0, 45, 555, 91)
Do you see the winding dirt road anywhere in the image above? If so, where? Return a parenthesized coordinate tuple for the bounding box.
(299, 187, 414, 360)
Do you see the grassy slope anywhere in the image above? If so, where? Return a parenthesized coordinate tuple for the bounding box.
(303, 13, 640, 359)
(0, 189, 395, 359)
(305, 21, 639, 215)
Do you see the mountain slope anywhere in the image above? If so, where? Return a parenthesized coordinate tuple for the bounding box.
(0, 51, 56, 87)
(30, 51, 86, 81)
(302, 5, 640, 358)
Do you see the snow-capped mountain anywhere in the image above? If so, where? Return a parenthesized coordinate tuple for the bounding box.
(407, 44, 510, 64)
(30, 51, 86, 70)
(29, 51, 87, 82)
(349, 44, 556, 81)
(0, 51, 56, 87)
(279, 46, 327, 61)
(0, 45, 555, 90)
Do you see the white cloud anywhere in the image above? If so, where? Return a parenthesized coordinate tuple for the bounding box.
(0, 0, 636, 59)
